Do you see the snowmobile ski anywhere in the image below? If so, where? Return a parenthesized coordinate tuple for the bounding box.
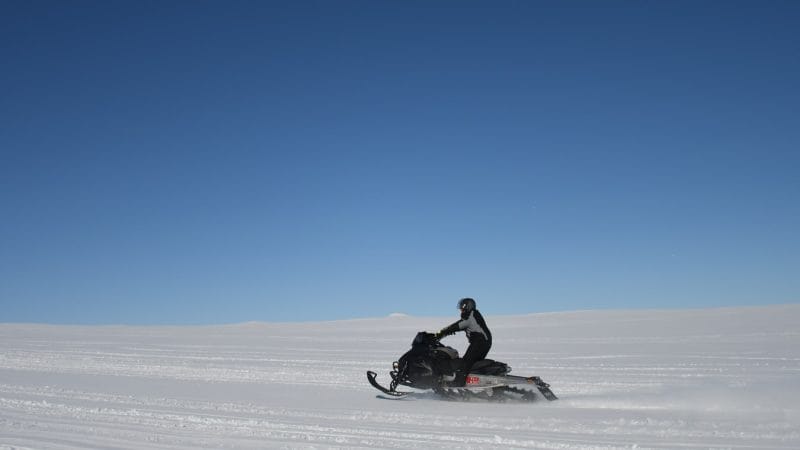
(367, 370, 409, 397)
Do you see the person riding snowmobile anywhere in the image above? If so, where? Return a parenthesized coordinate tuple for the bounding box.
(435, 297, 492, 387)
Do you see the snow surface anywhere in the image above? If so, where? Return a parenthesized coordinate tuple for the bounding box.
(1, 305, 799, 449)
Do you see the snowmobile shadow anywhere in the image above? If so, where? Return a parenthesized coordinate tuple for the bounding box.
(375, 391, 441, 401)
(377, 387, 545, 403)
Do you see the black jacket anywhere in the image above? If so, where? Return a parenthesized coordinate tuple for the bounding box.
(440, 309, 492, 345)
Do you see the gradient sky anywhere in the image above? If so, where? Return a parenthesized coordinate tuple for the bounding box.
(2, 1, 798, 325)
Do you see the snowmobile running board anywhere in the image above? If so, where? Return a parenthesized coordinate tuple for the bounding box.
(459, 373, 559, 401)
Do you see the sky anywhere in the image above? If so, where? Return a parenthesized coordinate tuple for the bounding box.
(1, 1, 798, 325)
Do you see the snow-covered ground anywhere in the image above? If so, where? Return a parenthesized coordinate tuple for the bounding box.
(1, 305, 798, 449)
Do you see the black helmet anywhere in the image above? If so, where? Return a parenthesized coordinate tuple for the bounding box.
(457, 297, 476, 313)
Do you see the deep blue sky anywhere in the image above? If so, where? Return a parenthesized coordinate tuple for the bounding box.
(2, 1, 798, 325)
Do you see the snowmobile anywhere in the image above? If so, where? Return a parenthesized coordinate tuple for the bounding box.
(367, 331, 557, 402)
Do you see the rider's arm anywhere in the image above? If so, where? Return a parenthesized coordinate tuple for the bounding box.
(437, 320, 462, 338)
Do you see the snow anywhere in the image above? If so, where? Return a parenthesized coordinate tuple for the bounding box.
(1, 305, 799, 449)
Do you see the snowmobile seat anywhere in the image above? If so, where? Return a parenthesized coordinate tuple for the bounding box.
(470, 359, 510, 376)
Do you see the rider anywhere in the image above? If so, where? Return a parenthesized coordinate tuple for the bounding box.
(435, 297, 492, 386)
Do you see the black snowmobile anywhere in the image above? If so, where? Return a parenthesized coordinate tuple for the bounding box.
(367, 331, 557, 402)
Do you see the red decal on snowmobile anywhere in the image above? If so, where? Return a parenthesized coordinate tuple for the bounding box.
(466, 376, 480, 385)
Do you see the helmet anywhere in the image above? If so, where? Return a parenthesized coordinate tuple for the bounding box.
(457, 297, 476, 313)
